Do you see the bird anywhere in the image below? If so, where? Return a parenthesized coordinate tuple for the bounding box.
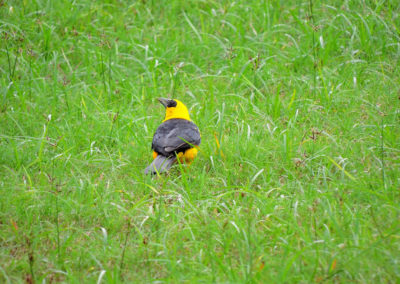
(144, 98, 201, 175)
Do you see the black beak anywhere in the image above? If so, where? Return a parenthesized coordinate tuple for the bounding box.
(157, 97, 169, 108)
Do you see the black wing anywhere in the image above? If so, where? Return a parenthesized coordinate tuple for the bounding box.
(152, 119, 201, 157)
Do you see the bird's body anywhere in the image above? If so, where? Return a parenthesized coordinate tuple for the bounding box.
(144, 98, 200, 175)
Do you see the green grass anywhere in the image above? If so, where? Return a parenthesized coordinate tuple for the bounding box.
(1, 0, 399, 282)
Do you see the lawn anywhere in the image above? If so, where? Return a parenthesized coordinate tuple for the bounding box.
(1, 0, 399, 282)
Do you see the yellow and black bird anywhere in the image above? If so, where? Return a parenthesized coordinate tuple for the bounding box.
(144, 98, 201, 175)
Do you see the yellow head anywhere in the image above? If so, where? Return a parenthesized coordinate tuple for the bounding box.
(158, 98, 191, 122)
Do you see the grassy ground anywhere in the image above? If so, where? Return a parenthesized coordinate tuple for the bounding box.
(1, 0, 399, 282)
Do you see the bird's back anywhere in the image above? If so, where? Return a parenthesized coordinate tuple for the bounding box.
(152, 119, 201, 157)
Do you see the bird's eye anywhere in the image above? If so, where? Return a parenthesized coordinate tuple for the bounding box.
(167, 100, 177, 107)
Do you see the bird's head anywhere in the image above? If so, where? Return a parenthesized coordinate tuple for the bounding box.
(158, 98, 191, 122)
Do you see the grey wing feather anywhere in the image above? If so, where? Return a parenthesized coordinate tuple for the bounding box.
(162, 128, 199, 152)
(152, 119, 201, 156)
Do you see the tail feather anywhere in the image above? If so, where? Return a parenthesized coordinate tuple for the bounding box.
(144, 155, 177, 175)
